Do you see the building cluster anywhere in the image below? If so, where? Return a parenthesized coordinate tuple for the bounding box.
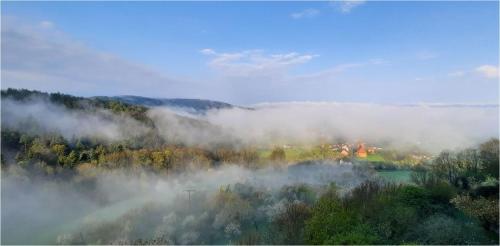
(315, 142, 382, 158)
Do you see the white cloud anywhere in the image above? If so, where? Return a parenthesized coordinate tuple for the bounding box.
(200, 49, 317, 77)
(199, 48, 216, 55)
(333, 0, 366, 13)
(290, 8, 320, 19)
(475, 65, 499, 79)
(197, 48, 395, 103)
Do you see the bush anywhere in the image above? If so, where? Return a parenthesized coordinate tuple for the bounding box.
(451, 195, 499, 232)
(427, 181, 456, 203)
(304, 194, 354, 244)
(403, 214, 490, 244)
(325, 223, 379, 245)
(367, 201, 418, 243)
(394, 186, 432, 215)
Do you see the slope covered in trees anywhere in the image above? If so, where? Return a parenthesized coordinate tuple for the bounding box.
(1, 88, 498, 245)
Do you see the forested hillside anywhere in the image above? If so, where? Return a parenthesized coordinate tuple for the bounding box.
(94, 95, 236, 112)
(1, 88, 498, 245)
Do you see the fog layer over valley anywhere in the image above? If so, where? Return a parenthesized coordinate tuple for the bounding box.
(2, 95, 498, 152)
(1, 90, 498, 245)
(2, 1, 498, 244)
(2, 98, 149, 141)
(2, 162, 372, 244)
(201, 102, 498, 152)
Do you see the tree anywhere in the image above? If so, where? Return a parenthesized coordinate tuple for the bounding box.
(240, 148, 259, 167)
(479, 138, 499, 179)
(432, 151, 458, 185)
(51, 144, 67, 157)
(27, 138, 53, 164)
(151, 151, 166, 171)
(403, 214, 490, 244)
(64, 150, 78, 168)
(304, 188, 379, 245)
(19, 134, 32, 153)
(270, 147, 286, 162)
(455, 148, 481, 185)
(95, 145, 107, 163)
(269, 201, 312, 244)
(451, 195, 499, 232)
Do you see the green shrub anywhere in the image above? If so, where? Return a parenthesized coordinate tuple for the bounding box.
(304, 194, 356, 244)
(325, 223, 379, 245)
(403, 214, 490, 244)
(451, 195, 499, 232)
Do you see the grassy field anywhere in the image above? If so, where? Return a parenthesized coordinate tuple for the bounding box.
(259, 147, 391, 163)
(363, 153, 386, 162)
(376, 170, 413, 183)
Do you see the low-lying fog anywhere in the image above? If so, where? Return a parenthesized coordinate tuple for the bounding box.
(2, 97, 498, 244)
(2, 161, 373, 244)
(2, 98, 498, 152)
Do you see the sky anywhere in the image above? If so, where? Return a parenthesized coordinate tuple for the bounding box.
(1, 1, 499, 105)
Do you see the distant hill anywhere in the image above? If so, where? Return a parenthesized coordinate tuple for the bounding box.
(94, 95, 239, 113)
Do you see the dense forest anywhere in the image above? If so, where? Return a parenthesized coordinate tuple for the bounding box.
(1, 88, 499, 245)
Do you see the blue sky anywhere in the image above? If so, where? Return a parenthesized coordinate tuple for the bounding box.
(1, 1, 498, 105)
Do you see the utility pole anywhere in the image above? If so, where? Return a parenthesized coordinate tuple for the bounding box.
(184, 188, 196, 210)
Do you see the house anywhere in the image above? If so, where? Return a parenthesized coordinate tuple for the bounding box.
(356, 143, 367, 158)
(340, 144, 350, 157)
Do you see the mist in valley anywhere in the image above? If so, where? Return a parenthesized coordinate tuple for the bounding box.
(1, 95, 498, 244)
(1, 98, 149, 142)
(2, 161, 373, 244)
(2, 97, 498, 152)
(2, 1, 499, 244)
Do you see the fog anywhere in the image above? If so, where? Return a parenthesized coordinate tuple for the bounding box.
(147, 107, 237, 148)
(1, 95, 497, 156)
(2, 98, 497, 153)
(2, 97, 498, 244)
(154, 102, 499, 152)
(1, 161, 373, 244)
(1, 98, 149, 141)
